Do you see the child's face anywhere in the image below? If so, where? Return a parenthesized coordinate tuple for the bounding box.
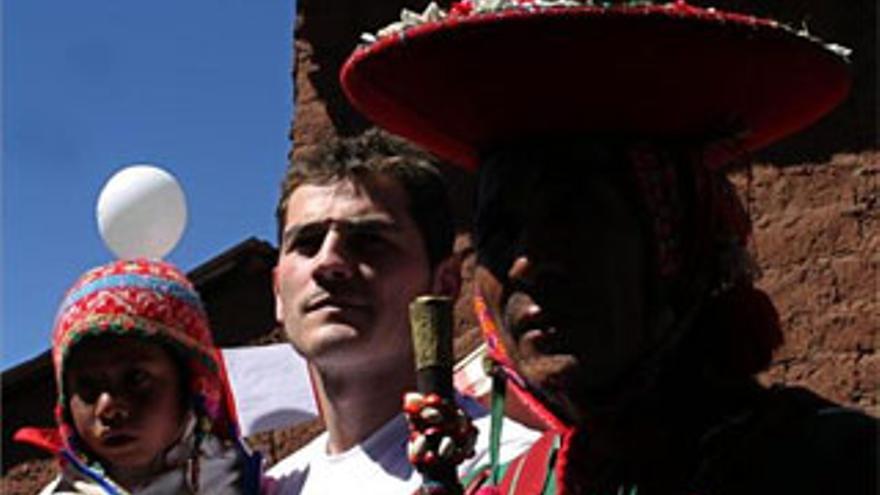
(65, 335, 186, 472)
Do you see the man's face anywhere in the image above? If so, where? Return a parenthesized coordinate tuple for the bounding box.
(474, 166, 652, 421)
(274, 175, 434, 374)
(66, 336, 185, 472)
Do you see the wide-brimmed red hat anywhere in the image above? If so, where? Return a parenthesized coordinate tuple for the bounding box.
(341, 0, 851, 170)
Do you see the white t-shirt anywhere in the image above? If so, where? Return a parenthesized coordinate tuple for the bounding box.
(264, 395, 539, 494)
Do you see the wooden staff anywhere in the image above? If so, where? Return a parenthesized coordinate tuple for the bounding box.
(409, 295, 463, 495)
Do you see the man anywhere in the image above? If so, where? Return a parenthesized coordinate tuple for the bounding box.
(340, 1, 877, 493)
(467, 143, 877, 493)
(266, 130, 536, 494)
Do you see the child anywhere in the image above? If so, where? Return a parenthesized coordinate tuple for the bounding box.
(16, 259, 261, 494)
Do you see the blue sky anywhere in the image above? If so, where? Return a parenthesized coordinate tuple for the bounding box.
(2, 1, 294, 369)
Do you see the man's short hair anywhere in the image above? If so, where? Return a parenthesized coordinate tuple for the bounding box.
(276, 129, 454, 268)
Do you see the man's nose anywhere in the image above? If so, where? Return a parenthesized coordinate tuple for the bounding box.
(95, 390, 131, 426)
(314, 230, 355, 282)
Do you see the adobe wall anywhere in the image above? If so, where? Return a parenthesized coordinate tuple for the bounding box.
(742, 154, 877, 417)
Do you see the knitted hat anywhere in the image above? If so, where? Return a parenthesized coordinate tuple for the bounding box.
(49, 259, 234, 456)
(341, 0, 851, 169)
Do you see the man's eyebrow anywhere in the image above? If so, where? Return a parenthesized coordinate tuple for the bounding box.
(345, 215, 398, 232)
(281, 215, 398, 247)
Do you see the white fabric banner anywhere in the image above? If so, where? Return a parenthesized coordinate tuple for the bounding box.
(221, 344, 319, 437)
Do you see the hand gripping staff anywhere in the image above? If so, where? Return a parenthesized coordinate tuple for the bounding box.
(406, 296, 478, 495)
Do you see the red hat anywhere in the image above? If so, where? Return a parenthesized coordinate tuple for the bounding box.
(341, 0, 851, 170)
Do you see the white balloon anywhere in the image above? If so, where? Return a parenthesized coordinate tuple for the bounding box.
(96, 164, 188, 259)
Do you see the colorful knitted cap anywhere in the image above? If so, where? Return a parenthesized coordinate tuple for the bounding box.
(51, 259, 233, 454)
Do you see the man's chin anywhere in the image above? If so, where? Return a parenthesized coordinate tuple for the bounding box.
(525, 362, 637, 420)
(299, 329, 374, 364)
(534, 383, 629, 425)
(290, 320, 364, 350)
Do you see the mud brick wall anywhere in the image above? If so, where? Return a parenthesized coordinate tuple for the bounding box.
(741, 154, 878, 417)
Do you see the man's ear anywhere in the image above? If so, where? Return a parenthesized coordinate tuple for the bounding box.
(272, 265, 284, 323)
(431, 254, 462, 300)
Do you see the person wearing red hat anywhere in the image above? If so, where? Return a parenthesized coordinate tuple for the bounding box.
(341, 1, 877, 493)
(15, 259, 262, 494)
